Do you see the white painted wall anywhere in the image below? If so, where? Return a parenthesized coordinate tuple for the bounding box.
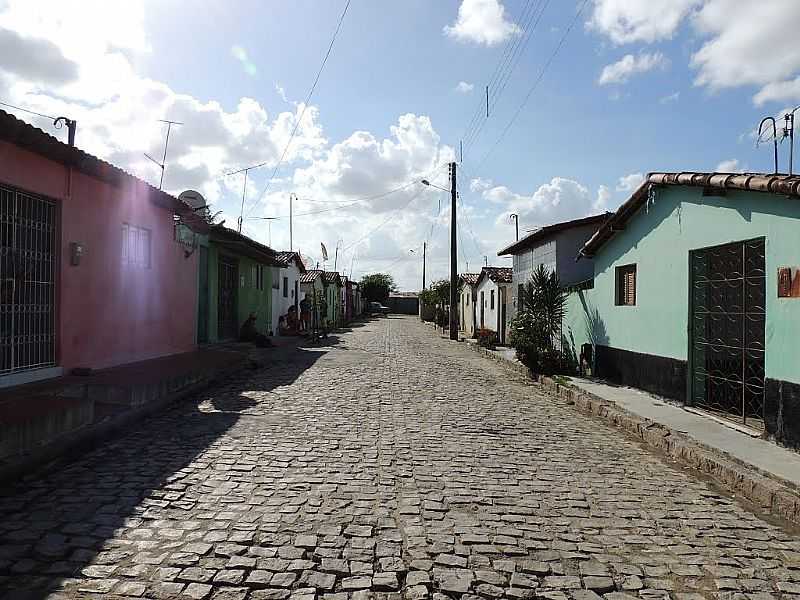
(475, 277, 511, 342)
(459, 285, 477, 336)
(272, 262, 304, 333)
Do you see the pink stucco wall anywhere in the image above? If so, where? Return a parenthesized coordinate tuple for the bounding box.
(0, 140, 197, 371)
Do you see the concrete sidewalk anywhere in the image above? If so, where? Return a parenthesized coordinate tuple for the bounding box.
(569, 377, 800, 490)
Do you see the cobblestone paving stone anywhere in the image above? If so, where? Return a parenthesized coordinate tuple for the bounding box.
(2, 316, 800, 600)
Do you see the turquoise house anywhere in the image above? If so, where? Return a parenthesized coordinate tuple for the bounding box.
(565, 172, 800, 446)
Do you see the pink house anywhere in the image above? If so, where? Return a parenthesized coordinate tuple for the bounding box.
(0, 110, 208, 387)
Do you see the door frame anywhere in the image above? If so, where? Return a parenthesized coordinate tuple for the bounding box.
(687, 236, 766, 427)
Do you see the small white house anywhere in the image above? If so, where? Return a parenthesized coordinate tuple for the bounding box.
(271, 251, 306, 334)
(474, 266, 512, 344)
(458, 273, 480, 337)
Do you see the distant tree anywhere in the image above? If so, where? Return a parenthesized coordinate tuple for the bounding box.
(360, 273, 396, 303)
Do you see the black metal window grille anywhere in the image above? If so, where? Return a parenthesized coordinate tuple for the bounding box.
(0, 184, 57, 375)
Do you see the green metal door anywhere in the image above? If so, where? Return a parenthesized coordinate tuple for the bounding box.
(689, 238, 766, 429)
(197, 245, 209, 344)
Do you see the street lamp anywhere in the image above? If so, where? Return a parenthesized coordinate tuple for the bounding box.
(420, 179, 450, 192)
(421, 164, 458, 340)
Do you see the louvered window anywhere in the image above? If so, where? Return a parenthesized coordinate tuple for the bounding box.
(615, 264, 637, 306)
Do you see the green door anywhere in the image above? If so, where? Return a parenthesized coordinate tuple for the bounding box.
(197, 245, 209, 344)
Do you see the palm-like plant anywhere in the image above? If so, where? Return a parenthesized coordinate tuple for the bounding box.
(510, 264, 568, 373)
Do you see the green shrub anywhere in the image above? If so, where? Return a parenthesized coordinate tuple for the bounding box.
(509, 264, 568, 375)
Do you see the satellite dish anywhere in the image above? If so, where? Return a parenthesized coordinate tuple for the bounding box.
(179, 190, 207, 211)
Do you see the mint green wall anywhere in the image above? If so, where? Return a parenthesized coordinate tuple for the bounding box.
(562, 288, 599, 367)
(236, 255, 273, 336)
(590, 186, 800, 385)
(202, 243, 273, 343)
(207, 244, 219, 343)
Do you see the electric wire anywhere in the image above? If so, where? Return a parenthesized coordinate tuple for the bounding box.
(460, 0, 536, 145)
(473, 0, 590, 175)
(0, 100, 58, 121)
(464, 0, 550, 155)
(244, 0, 352, 218)
(461, 0, 549, 155)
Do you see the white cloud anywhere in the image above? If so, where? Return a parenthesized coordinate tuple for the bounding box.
(616, 172, 644, 192)
(0, 0, 329, 211)
(589, 0, 800, 106)
(598, 52, 668, 85)
(754, 78, 800, 107)
(659, 91, 680, 104)
(275, 82, 288, 103)
(594, 184, 613, 212)
(715, 158, 743, 173)
(691, 0, 800, 96)
(587, 0, 700, 44)
(482, 177, 613, 228)
(470, 177, 492, 192)
(455, 81, 475, 94)
(444, 0, 521, 46)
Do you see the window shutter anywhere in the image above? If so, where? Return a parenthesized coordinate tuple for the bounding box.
(626, 269, 636, 305)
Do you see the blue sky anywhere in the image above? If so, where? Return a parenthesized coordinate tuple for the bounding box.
(1, 0, 799, 288)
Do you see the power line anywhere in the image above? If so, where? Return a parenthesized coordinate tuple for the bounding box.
(246, 165, 446, 221)
(462, 0, 542, 149)
(245, 0, 352, 218)
(0, 99, 57, 121)
(473, 0, 590, 174)
(461, 0, 550, 157)
(342, 186, 424, 252)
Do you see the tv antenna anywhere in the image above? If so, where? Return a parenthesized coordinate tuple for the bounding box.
(144, 119, 183, 190)
(757, 116, 778, 174)
(226, 159, 271, 233)
(781, 106, 800, 175)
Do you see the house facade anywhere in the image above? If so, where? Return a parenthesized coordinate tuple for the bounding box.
(300, 270, 342, 329)
(197, 225, 277, 343)
(567, 172, 800, 446)
(458, 273, 480, 337)
(474, 267, 513, 344)
(0, 109, 207, 386)
(498, 213, 609, 323)
(270, 251, 305, 335)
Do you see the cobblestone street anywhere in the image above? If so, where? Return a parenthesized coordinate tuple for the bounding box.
(3, 315, 800, 600)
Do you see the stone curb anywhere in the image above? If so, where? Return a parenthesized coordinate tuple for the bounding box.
(457, 333, 800, 525)
(0, 354, 258, 487)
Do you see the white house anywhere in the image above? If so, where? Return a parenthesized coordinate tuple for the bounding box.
(474, 267, 513, 344)
(497, 213, 609, 324)
(458, 273, 480, 338)
(271, 251, 306, 334)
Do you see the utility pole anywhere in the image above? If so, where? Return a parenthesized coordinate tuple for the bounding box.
(422, 241, 427, 290)
(334, 240, 342, 271)
(449, 161, 458, 341)
(510, 213, 519, 241)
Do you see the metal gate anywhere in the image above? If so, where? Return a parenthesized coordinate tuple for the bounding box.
(0, 184, 57, 375)
(690, 238, 766, 429)
(217, 255, 238, 341)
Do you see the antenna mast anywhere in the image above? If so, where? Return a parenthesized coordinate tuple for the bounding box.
(144, 119, 183, 190)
